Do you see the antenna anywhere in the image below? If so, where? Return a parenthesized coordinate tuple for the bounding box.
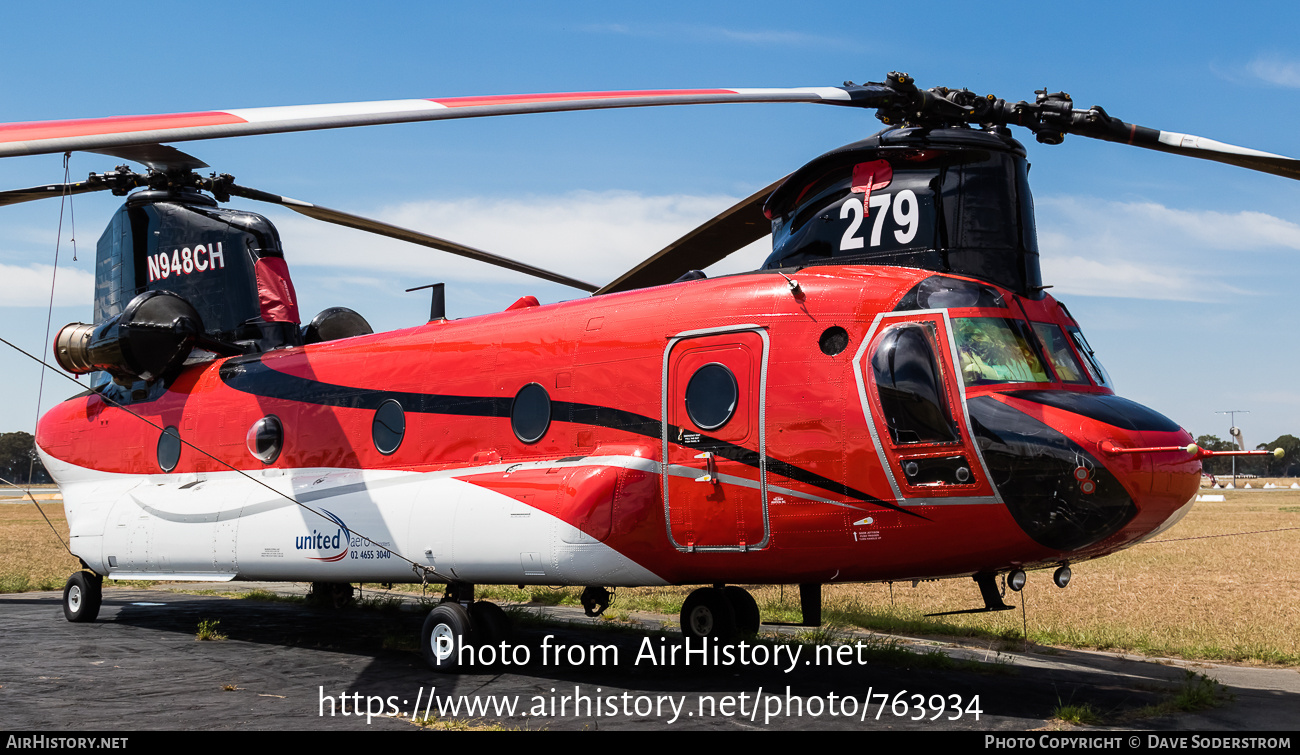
(1215, 410, 1250, 487)
(406, 283, 446, 322)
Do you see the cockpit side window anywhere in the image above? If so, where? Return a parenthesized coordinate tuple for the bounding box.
(1066, 326, 1113, 388)
(870, 323, 961, 445)
(1031, 323, 1090, 385)
(953, 317, 1051, 387)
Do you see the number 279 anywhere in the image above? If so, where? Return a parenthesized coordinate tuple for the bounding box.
(839, 189, 919, 250)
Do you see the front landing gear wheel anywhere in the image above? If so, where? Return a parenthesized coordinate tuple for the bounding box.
(63, 572, 102, 623)
(580, 585, 612, 617)
(723, 586, 760, 635)
(422, 602, 475, 671)
(680, 587, 736, 641)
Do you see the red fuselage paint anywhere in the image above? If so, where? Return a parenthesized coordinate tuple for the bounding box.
(36, 266, 1199, 585)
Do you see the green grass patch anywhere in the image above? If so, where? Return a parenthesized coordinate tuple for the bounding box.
(238, 588, 305, 604)
(1029, 625, 1300, 666)
(410, 715, 520, 731)
(382, 632, 420, 652)
(1128, 670, 1234, 720)
(1172, 670, 1233, 711)
(1054, 702, 1101, 726)
(195, 619, 227, 641)
(354, 593, 406, 613)
(0, 572, 66, 592)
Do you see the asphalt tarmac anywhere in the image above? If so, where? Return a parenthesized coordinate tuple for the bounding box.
(2, 583, 1297, 732)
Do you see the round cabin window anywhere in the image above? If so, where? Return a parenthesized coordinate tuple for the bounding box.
(684, 363, 738, 431)
(372, 399, 406, 455)
(246, 415, 283, 464)
(511, 383, 551, 444)
(157, 426, 181, 472)
(819, 325, 850, 356)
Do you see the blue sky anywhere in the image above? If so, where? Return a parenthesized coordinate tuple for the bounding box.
(1, 1, 1297, 447)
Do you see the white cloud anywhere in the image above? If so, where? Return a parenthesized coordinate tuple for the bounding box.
(9, 191, 1291, 312)
(1247, 54, 1300, 88)
(1036, 196, 1298, 301)
(272, 190, 768, 290)
(0, 263, 94, 307)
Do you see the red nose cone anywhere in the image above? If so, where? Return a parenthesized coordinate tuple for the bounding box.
(978, 391, 1199, 559)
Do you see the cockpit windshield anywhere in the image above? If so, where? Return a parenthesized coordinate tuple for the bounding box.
(953, 317, 1051, 386)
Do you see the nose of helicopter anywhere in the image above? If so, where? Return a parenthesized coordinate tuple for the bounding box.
(967, 391, 1200, 556)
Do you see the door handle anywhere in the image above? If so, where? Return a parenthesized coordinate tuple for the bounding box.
(694, 452, 718, 484)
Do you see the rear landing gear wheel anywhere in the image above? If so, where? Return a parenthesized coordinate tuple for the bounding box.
(422, 602, 476, 671)
(723, 586, 760, 635)
(680, 587, 736, 641)
(308, 582, 355, 608)
(468, 601, 512, 644)
(63, 571, 102, 623)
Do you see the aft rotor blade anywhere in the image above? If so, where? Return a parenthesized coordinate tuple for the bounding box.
(0, 86, 891, 159)
(87, 143, 209, 171)
(221, 183, 598, 293)
(596, 177, 785, 295)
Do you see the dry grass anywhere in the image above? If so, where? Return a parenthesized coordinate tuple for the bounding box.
(744, 488, 1300, 665)
(563, 488, 1300, 666)
(5, 487, 1298, 664)
(0, 503, 80, 592)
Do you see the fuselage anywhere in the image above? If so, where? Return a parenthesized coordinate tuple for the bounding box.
(36, 265, 1200, 587)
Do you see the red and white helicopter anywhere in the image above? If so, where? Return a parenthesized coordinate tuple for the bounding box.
(2, 73, 1289, 669)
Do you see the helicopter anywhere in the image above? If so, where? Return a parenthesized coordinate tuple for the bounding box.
(1, 73, 1289, 670)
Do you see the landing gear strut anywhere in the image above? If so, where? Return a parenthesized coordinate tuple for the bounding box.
(580, 585, 612, 617)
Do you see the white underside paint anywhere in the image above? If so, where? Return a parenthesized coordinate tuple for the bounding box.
(38, 450, 668, 587)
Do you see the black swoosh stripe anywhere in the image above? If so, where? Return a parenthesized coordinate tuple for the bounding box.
(218, 355, 923, 518)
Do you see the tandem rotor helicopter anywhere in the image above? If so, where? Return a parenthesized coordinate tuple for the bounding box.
(1, 73, 1289, 669)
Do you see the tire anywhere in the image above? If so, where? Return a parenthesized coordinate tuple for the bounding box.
(421, 602, 476, 671)
(63, 572, 102, 623)
(680, 587, 736, 641)
(723, 586, 760, 635)
(468, 601, 511, 645)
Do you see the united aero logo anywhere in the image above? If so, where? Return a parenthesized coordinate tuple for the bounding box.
(146, 242, 226, 282)
(295, 509, 351, 562)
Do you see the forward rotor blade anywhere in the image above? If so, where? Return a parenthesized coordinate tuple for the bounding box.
(0, 178, 113, 208)
(596, 177, 785, 295)
(0, 87, 888, 159)
(1063, 110, 1300, 181)
(220, 183, 598, 293)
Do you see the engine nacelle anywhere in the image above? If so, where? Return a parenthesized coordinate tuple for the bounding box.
(54, 290, 204, 385)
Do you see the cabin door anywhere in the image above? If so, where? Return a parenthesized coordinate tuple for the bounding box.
(857, 312, 996, 503)
(662, 326, 769, 552)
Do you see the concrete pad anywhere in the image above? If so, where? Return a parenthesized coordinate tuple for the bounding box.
(1, 584, 1296, 732)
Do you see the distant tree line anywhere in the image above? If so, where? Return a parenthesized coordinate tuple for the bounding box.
(1195, 433, 1300, 477)
(1, 428, 1295, 485)
(0, 432, 51, 485)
